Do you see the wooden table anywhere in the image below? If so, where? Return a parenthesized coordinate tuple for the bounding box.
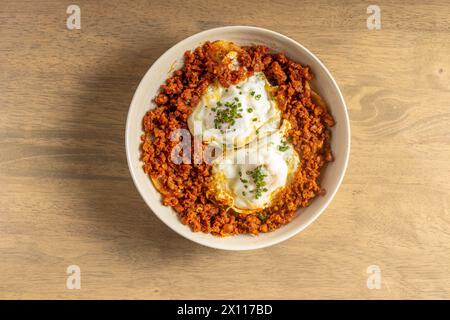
(1, 0, 449, 299)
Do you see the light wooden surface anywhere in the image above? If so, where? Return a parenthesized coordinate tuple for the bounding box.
(1, 0, 450, 299)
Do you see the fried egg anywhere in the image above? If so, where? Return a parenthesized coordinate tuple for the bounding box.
(188, 72, 280, 148)
(210, 128, 299, 213)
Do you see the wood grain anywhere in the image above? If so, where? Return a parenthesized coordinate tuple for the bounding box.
(1, 0, 450, 299)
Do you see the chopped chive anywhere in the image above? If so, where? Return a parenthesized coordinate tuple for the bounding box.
(213, 99, 243, 131)
(277, 140, 289, 152)
(257, 213, 267, 222)
(247, 165, 268, 200)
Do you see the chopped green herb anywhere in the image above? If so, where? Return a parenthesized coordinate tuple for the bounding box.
(252, 118, 258, 122)
(247, 108, 254, 113)
(236, 85, 242, 89)
(257, 213, 267, 222)
(250, 90, 255, 96)
(239, 91, 242, 95)
(234, 97, 239, 102)
(277, 140, 289, 152)
(213, 99, 243, 130)
(242, 191, 246, 196)
(255, 94, 261, 100)
(247, 165, 268, 199)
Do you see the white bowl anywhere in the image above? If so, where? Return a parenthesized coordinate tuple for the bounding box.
(126, 26, 350, 250)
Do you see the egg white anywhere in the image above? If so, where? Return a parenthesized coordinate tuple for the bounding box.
(188, 72, 280, 149)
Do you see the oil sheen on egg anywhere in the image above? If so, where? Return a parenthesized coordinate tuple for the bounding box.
(211, 128, 300, 213)
(188, 72, 280, 148)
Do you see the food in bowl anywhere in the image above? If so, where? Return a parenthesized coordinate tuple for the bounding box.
(140, 40, 335, 236)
